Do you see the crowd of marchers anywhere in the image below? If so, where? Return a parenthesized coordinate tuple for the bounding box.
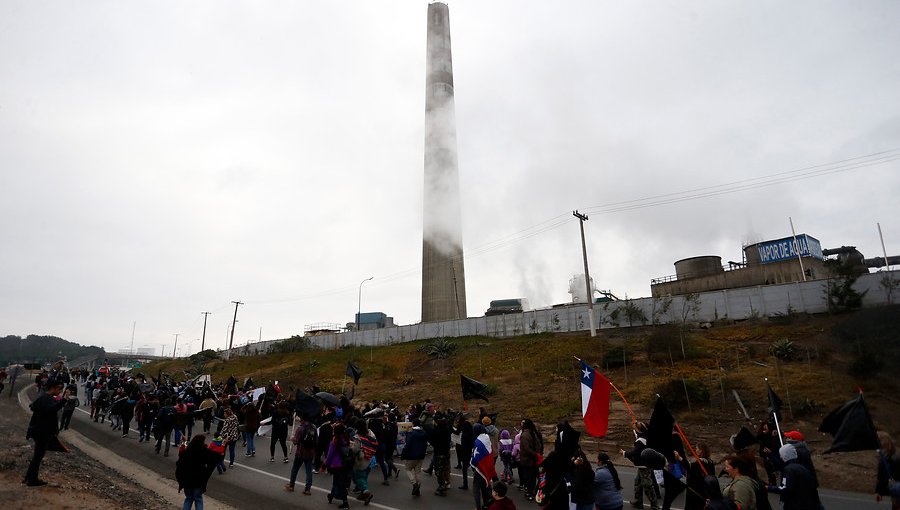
(16, 361, 900, 510)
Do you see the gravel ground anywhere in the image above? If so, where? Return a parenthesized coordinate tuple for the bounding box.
(0, 383, 171, 510)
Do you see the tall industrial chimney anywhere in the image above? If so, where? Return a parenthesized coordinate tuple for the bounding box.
(421, 2, 467, 322)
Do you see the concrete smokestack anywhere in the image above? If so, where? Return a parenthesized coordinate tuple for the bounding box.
(422, 2, 467, 322)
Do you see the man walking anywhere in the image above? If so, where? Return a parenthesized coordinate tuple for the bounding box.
(24, 380, 68, 486)
(286, 414, 317, 495)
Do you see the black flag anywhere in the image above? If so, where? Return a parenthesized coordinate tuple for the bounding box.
(767, 380, 784, 422)
(730, 426, 759, 452)
(818, 391, 880, 453)
(460, 374, 489, 402)
(646, 396, 676, 462)
(346, 361, 363, 385)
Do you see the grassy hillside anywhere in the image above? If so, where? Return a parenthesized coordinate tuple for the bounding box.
(143, 305, 900, 493)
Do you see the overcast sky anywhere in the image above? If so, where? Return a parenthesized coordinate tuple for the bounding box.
(2, 1, 898, 355)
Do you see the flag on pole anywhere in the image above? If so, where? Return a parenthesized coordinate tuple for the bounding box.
(460, 374, 489, 402)
(818, 391, 880, 453)
(346, 361, 363, 385)
(647, 396, 676, 461)
(579, 361, 611, 437)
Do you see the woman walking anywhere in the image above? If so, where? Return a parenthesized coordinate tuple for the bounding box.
(269, 402, 291, 463)
(519, 418, 542, 501)
(723, 453, 757, 510)
(324, 423, 352, 509)
(221, 407, 241, 467)
(241, 399, 261, 457)
(175, 434, 222, 510)
(684, 442, 714, 510)
(593, 452, 624, 510)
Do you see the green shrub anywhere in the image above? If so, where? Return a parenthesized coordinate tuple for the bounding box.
(602, 346, 632, 368)
(268, 336, 313, 354)
(418, 338, 457, 359)
(653, 378, 710, 410)
(769, 338, 797, 361)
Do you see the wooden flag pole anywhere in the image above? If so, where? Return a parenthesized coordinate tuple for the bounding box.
(675, 422, 709, 477)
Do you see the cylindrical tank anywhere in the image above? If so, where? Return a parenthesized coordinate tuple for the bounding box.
(744, 243, 761, 265)
(674, 256, 723, 279)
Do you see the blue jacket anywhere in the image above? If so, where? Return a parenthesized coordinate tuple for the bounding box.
(401, 427, 428, 460)
(593, 466, 624, 510)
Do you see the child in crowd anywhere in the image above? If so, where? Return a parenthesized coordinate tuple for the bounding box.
(489, 481, 516, 510)
(499, 429, 515, 484)
(208, 436, 227, 474)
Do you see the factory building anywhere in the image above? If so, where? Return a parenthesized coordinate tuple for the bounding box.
(652, 234, 828, 297)
(651, 233, 898, 297)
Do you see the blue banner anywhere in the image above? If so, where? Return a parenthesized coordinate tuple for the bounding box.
(757, 234, 823, 264)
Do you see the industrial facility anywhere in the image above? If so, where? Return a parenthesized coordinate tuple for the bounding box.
(651, 233, 898, 297)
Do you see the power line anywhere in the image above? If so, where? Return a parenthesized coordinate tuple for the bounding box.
(237, 148, 900, 306)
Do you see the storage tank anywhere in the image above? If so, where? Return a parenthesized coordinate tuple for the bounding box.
(674, 256, 723, 279)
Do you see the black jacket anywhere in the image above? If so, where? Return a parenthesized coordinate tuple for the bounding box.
(770, 461, 819, 510)
(27, 392, 65, 440)
(429, 421, 452, 456)
(176, 444, 221, 492)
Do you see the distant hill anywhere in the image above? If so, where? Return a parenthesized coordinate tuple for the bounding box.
(0, 335, 105, 367)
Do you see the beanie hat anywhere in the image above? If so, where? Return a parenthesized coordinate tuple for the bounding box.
(482, 416, 492, 426)
(784, 430, 805, 442)
(779, 444, 798, 462)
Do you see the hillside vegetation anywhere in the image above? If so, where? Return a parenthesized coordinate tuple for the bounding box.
(144, 305, 900, 493)
(0, 335, 104, 366)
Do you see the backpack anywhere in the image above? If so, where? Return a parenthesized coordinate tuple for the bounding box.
(359, 434, 378, 461)
(340, 442, 354, 466)
(301, 425, 318, 449)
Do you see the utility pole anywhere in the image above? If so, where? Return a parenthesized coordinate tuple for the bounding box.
(130, 321, 136, 356)
(878, 222, 891, 271)
(789, 217, 807, 281)
(228, 301, 243, 360)
(172, 333, 180, 359)
(200, 312, 211, 352)
(573, 210, 597, 337)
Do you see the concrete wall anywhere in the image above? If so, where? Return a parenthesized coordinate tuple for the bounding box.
(221, 270, 897, 357)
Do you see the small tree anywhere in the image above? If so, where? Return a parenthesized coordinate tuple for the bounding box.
(881, 274, 899, 305)
(609, 299, 648, 327)
(651, 296, 673, 325)
(824, 258, 867, 313)
(676, 293, 701, 359)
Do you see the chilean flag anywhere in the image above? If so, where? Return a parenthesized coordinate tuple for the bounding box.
(580, 360, 611, 437)
(470, 432, 497, 482)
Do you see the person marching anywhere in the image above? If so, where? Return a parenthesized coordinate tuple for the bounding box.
(23, 380, 68, 487)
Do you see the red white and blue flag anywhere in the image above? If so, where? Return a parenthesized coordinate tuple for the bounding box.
(470, 432, 497, 482)
(580, 360, 611, 437)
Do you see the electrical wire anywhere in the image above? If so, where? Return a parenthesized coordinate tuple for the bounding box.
(223, 148, 900, 306)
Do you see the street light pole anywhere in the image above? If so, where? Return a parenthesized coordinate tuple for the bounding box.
(573, 210, 597, 337)
(357, 277, 374, 332)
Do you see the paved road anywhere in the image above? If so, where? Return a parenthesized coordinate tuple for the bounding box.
(66, 390, 887, 510)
